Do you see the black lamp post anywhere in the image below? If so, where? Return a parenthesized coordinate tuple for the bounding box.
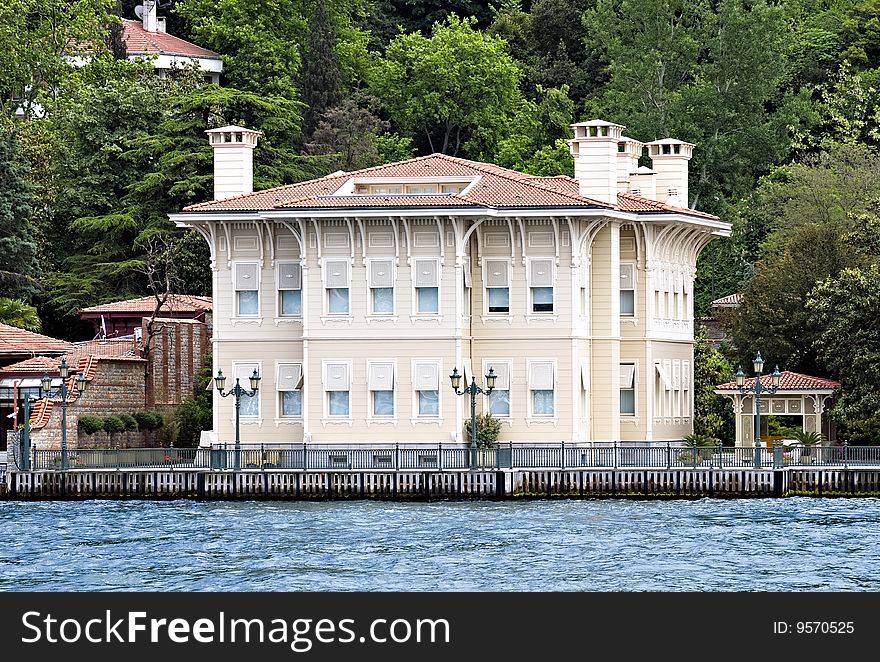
(449, 366, 496, 469)
(40, 358, 87, 471)
(735, 352, 781, 469)
(215, 368, 261, 471)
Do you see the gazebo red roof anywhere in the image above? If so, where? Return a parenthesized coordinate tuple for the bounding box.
(715, 371, 840, 392)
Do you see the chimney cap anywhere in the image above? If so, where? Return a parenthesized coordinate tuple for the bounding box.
(619, 135, 644, 145)
(633, 166, 656, 174)
(205, 125, 263, 136)
(572, 119, 626, 128)
(646, 137, 695, 147)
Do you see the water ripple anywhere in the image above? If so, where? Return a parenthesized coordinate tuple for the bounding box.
(2, 498, 879, 591)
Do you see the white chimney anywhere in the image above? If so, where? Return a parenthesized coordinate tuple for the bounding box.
(206, 126, 262, 200)
(142, 0, 158, 33)
(617, 136, 644, 193)
(628, 166, 656, 200)
(646, 138, 694, 207)
(568, 119, 625, 205)
(157, 17, 167, 33)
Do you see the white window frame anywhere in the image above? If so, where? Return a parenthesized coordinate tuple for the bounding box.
(526, 359, 556, 419)
(275, 361, 303, 419)
(233, 262, 261, 318)
(484, 258, 511, 315)
(322, 360, 353, 420)
(527, 257, 555, 315)
(411, 257, 441, 316)
(230, 361, 262, 419)
(276, 261, 302, 318)
(411, 360, 442, 422)
(367, 361, 396, 420)
(620, 362, 637, 416)
(323, 258, 351, 316)
(620, 262, 636, 317)
(367, 257, 396, 316)
(483, 359, 512, 418)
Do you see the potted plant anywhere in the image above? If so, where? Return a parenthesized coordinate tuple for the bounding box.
(682, 432, 719, 465)
(464, 413, 503, 466)
(789, 429, 824, 464)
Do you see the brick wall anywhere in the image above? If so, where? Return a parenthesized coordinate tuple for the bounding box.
(146, 318, 209, 407)
(29, 358, 148, 451)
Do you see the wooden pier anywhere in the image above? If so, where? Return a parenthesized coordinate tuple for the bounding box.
(4, 467, 880, 500)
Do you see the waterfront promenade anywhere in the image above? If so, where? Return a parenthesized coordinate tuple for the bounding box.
(3, 443, 880, 500)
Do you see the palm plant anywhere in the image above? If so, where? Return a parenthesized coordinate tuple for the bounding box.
(789, 428, 825, 458)
(0, 297, 41, 331)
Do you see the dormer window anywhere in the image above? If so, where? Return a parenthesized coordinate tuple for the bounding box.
(341, 178, 477, 197)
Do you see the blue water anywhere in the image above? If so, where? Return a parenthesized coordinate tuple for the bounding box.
(1, 498, 879, 591)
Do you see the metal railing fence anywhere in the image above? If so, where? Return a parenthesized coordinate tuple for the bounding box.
(17, 442, 880, 471)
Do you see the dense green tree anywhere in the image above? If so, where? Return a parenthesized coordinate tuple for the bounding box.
(0, 0, 115, 119)
(0, 298, 42, 331)
(305, 96, 390, 170)
(369, 14, 522, 157)
(365, 0, 501, 44)
(0, 131, 40, 301)
(301, 0, 343, 140)
(840, 0, 880, 70)
(693, 322, 735, 443)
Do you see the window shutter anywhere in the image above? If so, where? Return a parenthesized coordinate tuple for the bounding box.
(277, 363, 302, 391)
(413, 363, 439, 391)
(655, 363, 672, 390)
(682, 361, 691, 389)
(673, 361, 681, 389)
(620, 364, 635, 389)
(234, 363, 259, 384)
(368, 259, 394, 288)
(486, 361, 510, 390)
(485, 259, 510, 288)
(234, 263, 259, 291)
(324, 259, 350, 288)
(278, 262, 301, 290)
(529, 361, 554, 390)
(413, 259, 438, 287)
(581, 361, 589, 390)
(368, 362, 394, 390)
(529, 259, 554, 288)
(620, 264, 634, 290)
(324, 363, 350, 391)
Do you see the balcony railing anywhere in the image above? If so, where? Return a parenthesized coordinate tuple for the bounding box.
(14, 442, 880, 472)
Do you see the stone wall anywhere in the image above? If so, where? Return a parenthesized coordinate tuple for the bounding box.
(29, 358, 148, 451)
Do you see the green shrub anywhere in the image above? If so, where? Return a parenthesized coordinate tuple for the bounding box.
(78, 415, 104, 435)
(119, 413, 139, 432)
(102, 415, 125, 434)
(132, 409, 164, 431)
(463, 412, 502, 449)
(175, 398, 211, 448)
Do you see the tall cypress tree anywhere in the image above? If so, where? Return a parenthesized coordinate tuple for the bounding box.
(0, 131, 39, 301)
(300, 0, 342, 141)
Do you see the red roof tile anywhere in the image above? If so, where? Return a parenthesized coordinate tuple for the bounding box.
(0, 356, 61, 375)
(79, 294, 212, 316)
(182, 154, 720, 221)
(66, 339, 141, 361)
(715, 371, 840, 392)
(122, 19, 220, 59)
(0, 323, 73, 357)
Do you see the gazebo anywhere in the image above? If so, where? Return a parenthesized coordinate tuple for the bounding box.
(715, 371, 840, 447)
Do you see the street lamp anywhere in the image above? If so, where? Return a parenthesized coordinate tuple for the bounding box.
(215, 368, 261, 471)
(40, 358, 87, 471)
(735, 352, 781, 469)
(449, 366, 496, 469)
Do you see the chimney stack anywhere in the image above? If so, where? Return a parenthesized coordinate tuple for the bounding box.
(646, 138, 694, 207)
(628, 166, 657, 200)
(142, 0, 158, 33)
(206, 126, 262, 200)
(568, 120, 625, 205)
(617, 136, 644, 193)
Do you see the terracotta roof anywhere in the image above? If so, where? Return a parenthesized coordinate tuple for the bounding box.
(121, 19, 220, 59)
(715, 371, 840, 392)
(66, 339, 141, 361)
(79, 294, 212, 316)
(182, 154, 720, 221)
(0, 356, 61, 375)
(0, 323, 73, 357)
(711, 292, 742, 307)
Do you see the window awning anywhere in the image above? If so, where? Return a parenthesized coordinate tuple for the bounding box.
(655, 363, 673, 390)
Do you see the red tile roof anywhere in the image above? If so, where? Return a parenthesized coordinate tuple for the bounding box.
(715, 371, 840, 392)
(182, 154, 719, 221)
(79, 294, 212, 316)
(121, 19, 220, 59)
(0, 356, 61, 375)
(0, 323, 73, 357)
(66, 339, 142, 361)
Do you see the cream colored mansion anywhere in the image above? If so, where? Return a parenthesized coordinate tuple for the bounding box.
(170, 120, 730, 447)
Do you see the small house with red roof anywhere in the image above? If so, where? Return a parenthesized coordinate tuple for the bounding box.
(79, 294, 212, 338)
(169, 119, 732, 448)
(715, 371, 840, 447)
